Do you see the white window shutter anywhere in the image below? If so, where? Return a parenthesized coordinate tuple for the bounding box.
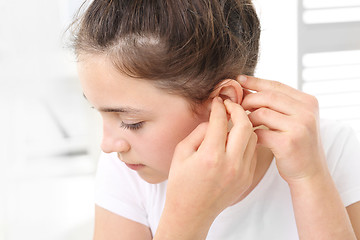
(298, 0, 360, 140)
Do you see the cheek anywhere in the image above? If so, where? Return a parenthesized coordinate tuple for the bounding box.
(147, 127, 184, 158)
(154, 115, 203, 152)
(126, 125, 182, 166)
(142, 116, 201, 160)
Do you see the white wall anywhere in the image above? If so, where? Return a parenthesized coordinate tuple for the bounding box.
(254, 0, 298, 88)
(0, 1, 97, 239)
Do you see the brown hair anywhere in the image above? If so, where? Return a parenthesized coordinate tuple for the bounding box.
(71, 0, 260, 104)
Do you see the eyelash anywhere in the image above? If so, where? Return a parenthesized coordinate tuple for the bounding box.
(120, 121, 144, 131)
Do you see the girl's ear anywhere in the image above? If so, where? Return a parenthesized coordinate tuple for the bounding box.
(210, 79, 244, 104)
(201, 79, 243, 117)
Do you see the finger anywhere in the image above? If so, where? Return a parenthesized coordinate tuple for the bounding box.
(224, 99, 253, 157)
(174, 122, 208, 158)
(254, 128, 284, 152)
(248, 107, 293, 131)
(241, 90, 303, 115)
(242, 88, 254, 99)
(241, 132, 258, 172)
(241, 89, 255, 111)
(249, 147, 257, 177)
(238, 75, 304, 101)
(201, 97, 228, 151)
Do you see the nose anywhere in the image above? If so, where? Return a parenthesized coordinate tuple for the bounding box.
(101, 121, 131, 154)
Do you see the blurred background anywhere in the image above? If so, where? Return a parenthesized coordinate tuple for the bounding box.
(0, 0, 359, 239)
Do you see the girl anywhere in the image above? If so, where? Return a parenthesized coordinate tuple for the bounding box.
(71, 0, 360, 239)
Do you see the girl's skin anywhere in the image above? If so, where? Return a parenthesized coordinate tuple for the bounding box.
(79, 54, 210, 184)
(78, 55, 360, 240)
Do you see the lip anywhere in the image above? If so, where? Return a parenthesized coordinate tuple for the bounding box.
(117, 153, 145, 171)
(125, 163, 145, 171)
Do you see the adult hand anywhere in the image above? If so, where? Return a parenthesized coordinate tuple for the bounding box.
(157, 97, 257, 238)
(239, 75, 327, 184)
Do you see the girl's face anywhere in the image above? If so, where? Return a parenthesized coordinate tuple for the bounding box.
(78, 55, 209, 183)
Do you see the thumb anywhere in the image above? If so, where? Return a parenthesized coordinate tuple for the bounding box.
(172, 122, 208, 161)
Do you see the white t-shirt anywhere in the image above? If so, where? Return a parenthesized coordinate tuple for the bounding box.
(95, 119, 360, 239)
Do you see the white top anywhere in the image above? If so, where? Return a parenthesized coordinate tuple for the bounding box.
(95, 119, 360, 239)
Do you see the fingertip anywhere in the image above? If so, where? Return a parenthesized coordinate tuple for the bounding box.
(211, 97, 223, 109)
(208, 97, 227, 127)
(212, 96, 222, 102)
(238, 75, 248, 83)
(223, 98, 238, 105)
(223, 99, 233, 112)
(224, 98, 243, 110)
(223, 98, 231, 105)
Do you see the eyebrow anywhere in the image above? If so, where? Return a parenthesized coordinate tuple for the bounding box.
(99, 106, 144, 114)
(83, 93, 146, 114)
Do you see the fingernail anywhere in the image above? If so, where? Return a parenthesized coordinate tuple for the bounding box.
(223, 99, 231, 104)
(217, 97, 223, 103)
(238, 75, 247, 83)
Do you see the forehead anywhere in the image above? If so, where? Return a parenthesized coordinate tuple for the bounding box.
(77, 54, 193, 114)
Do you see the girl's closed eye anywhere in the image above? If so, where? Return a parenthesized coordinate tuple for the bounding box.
(120, 121, 145, 131)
